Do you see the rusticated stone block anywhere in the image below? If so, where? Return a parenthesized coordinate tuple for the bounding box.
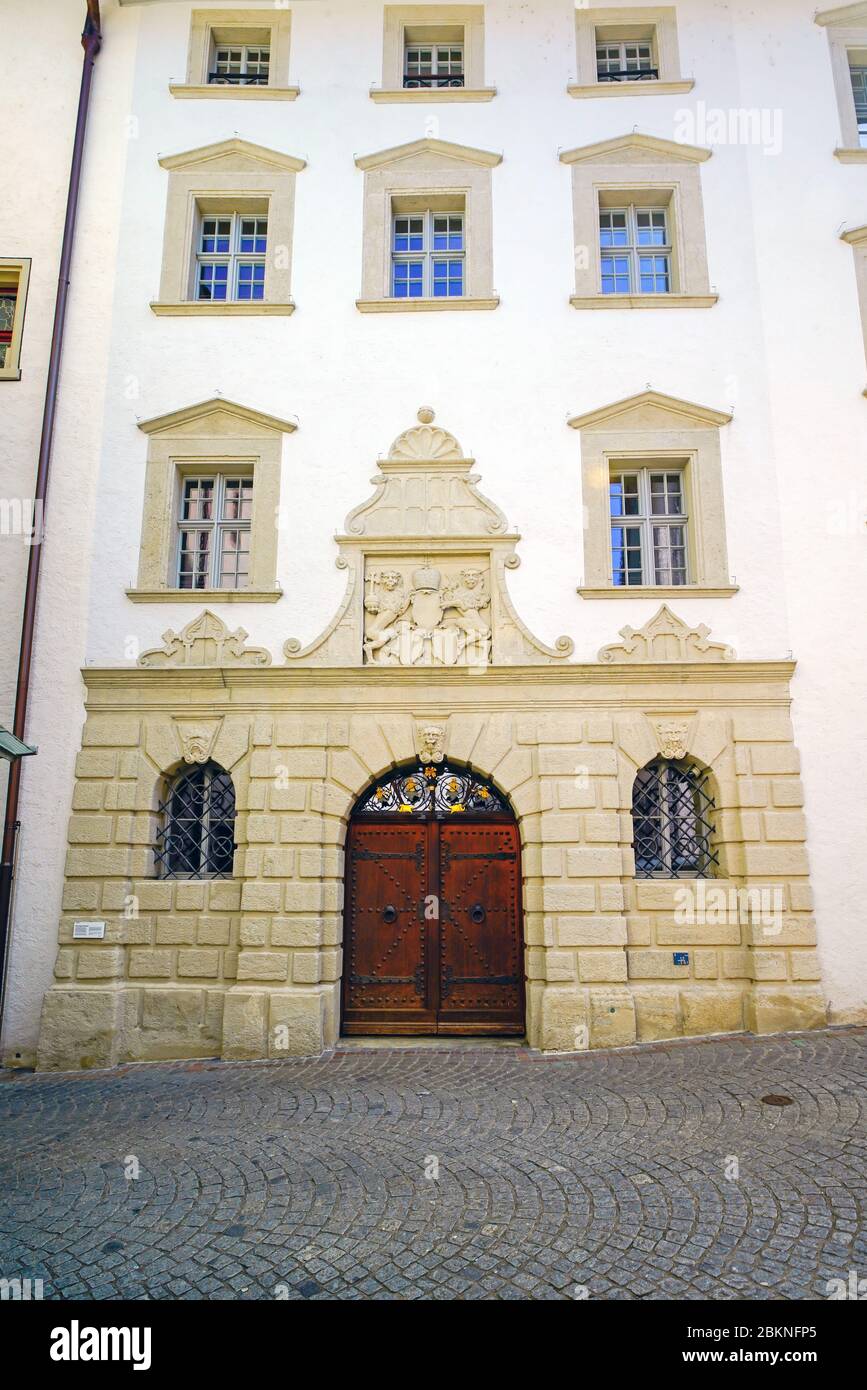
(589, 987, 636, 1049)
(222, 990, 269, 1060)
(236, 951, 289, 981)
(177, 950, 220, 979)
(746, 986, 826, 1035)
(240, 883, 282, 913)
(76, 948, 124, 980)
(270, 917, 324, 948)
(268, 989, 326, 1057)
(175, 883, 206, 912)
(680, 987, 744, 1037)
(292, 951, 322, 984)
(197, 916, 232, 946)
(37, 989, 124, 1070)
(537, 985, 588, 1053)
(633, 986, 681, 1042)
(578, 949, 627, 983)
(155, 917, 197, 946)
(790, 950, 821, 982)
(129, 950, 174, 979)
(627, 949, 691, 980)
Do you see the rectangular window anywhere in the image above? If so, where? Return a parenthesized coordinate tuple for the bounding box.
(210, 44, 270, 85)
(600, 206, 671, 295)
(0, 260, 29, 380)
(392, 211, 464, 298)
(609, 467, 688, 586)
(195, 214, 267, 302)
(596, 39, 657, 82)
(177, 474, 253, 590)
(850, 64, 867, 147)
(404, 42, 464, 87)
(0, 285, 18, 370)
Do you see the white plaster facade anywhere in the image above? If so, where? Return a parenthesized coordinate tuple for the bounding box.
(1, 0, 866, 1065)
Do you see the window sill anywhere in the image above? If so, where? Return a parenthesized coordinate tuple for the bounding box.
(834, 147, 867, 163)
(356, 296, 499, 313)
(369, 86, 496, 103)
(570, 293, 718, 310)
(169, 84, 301, 101)
(150, 301, 296, 317)
(126, 589, 283, 604)
(0, 367, 22, 381)
(578, 585, 739, 600)
(567, 78, 694, 99)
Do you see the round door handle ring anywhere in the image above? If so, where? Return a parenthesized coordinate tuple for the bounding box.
(382, 905, 398, 924)
(470, 903, 486, 924)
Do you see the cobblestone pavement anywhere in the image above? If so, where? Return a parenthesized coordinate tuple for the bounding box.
(0, 1028, 865, 1300)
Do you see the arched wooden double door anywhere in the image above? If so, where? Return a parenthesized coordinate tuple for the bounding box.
(342, 762, 525, 1036)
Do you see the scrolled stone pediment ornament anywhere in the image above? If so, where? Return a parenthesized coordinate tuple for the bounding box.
(139, 610, 272, 668)
(598, 605, 735, 664)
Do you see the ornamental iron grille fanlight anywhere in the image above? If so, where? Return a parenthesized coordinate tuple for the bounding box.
(355, 761, 506, 818)
(155, 762, 236, 879)
(632, 758, 719, 878)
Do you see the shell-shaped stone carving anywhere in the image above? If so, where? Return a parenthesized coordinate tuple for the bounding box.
(387, 423, 465, 461)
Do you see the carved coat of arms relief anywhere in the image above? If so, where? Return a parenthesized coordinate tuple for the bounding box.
(363, 563, 492, 667)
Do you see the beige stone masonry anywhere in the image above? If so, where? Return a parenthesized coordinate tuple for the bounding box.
(35, 652, 827, 1069)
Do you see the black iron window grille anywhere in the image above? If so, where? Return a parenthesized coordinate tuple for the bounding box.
(597, 66, 659, 82)
(356, 761, 505, 817)
(155, 762, 236, 879)
(632, 758, 719, 878)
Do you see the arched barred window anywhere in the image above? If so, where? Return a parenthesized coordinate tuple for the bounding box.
(155, 762, 236, 879)
(632, 758, 718, 879)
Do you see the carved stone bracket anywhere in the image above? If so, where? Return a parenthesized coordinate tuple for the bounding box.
(598, 605, 735, 664)
(139, 609, 272, 668)
(284, 410, 574, 668)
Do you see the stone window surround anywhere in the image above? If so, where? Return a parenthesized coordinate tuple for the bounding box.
(815, 3, 867, 160)
(560, 134, 717, 310)
(569, 5, 694, 99)
(128, 398, 296, 604)
(372, 4, 494, 103)
(841, 223, 867, 394)
(568, 391, 737, 598)
(170, 7, 299, 101)
(0, 257, 31, 382)
(150, 139, 305, 317)
(355, 139, 501, 313)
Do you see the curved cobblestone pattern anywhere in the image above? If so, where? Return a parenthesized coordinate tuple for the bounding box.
(0, 1030, 865, 1300)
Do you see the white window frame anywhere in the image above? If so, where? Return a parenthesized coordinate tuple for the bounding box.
(209, 42, 271, 85)
(609, 465, 689, 586)
(194, 212, 268, 303)
(600, 205, 672, 295)
(176, 470, 254, 591)
(595, 38, 657, 82)
(850, 60, 867, 144)
(391, 209, 465, 299)
(403, 40, 465, 87)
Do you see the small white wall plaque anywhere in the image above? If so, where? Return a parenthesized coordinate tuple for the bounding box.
(72, 921, 106, 940)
